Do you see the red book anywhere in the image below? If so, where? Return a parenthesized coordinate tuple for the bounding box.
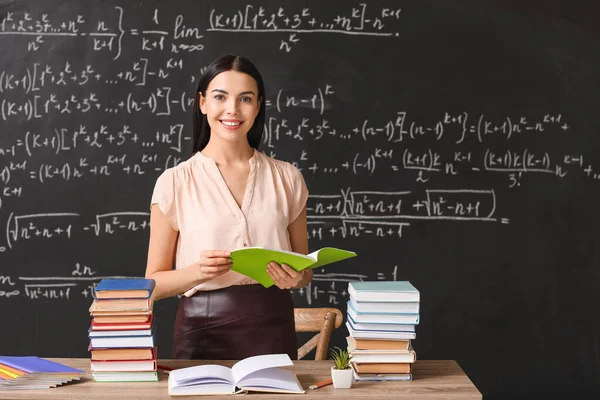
(90, 346, 157, 361)
(91, 315, 154, 331)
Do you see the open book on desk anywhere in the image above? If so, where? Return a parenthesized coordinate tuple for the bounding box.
(168, 354, 304, 396)
(230, 246, 357, 288)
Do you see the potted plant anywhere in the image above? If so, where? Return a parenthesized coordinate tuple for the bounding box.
(329, 347, 353, 388)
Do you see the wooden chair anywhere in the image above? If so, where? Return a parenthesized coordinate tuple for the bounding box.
(294, 307, 344, 360)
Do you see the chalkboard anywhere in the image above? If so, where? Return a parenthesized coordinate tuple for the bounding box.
(1, 0, 599, 398)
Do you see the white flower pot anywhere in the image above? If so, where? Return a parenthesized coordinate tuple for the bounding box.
(331, 366, 353, 388)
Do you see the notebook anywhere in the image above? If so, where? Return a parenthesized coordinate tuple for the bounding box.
(230, 247, 356, 288)
(0, 356, 84, 389)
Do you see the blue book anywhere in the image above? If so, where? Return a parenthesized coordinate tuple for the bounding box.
(89, 334, 156, 349)
(0, 356, 84, 375)
(348, 297, 420, 314)
(94, 278, 155, 299)
(348, 281, 420, 302)
(347, 301, 419, 321)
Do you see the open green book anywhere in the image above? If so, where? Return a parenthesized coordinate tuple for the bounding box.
(230, 247, 357, 288)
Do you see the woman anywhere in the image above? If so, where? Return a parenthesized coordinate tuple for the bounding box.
(145, 55, 312, 360)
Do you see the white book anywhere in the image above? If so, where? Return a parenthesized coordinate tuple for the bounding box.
(348, 297, 420, 314)
(348, 281, 420, 302)
(346, 322, 416, 340)
(347, 304, 420, 325)
(89, 328, 153, 337)
(92, 371, 158, 382)
(90, 359, 157, 372)
(168, 354, 304, 395)
(347, 315, 415, 332)
(352, 365, 412, 381)
(89, 335, 155, 349)
(350, 351, 416, 363)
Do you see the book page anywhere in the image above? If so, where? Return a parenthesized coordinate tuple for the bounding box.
(231, 354, 293, 384)
(169, 365, 233, 387)
(238, 367, 303, 393)
(308, 247, 357, 269)
(168, 383, 235, 395)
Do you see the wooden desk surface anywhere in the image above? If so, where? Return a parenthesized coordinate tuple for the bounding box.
(0, 359, 481, 399)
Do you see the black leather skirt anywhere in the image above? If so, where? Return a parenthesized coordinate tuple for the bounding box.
(173, 284, 298, 360)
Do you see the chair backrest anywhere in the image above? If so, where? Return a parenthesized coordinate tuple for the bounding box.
(294, 307, 344, 360)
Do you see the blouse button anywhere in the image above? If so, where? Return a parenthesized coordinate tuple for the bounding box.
(243, 243, 248, 247)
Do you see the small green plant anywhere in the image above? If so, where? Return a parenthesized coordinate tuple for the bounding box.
(329, 346, 352, 370)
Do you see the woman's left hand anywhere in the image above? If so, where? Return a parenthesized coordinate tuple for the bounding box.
(267, 261, 304, 289)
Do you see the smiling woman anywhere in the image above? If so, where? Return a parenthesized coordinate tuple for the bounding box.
(191, 56, 267, 153)
(144, 55, 312, 360)
(198, 71, 261, 144)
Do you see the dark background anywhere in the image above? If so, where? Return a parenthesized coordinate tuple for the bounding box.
(1, 1, 599, 398)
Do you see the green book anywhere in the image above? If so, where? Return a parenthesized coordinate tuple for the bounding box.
(230, 247, 357, 288)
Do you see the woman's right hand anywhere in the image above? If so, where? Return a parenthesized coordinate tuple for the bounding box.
(196, 250, 232, 281)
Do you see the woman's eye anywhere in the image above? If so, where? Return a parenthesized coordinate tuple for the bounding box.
(241, 97, 252, 103)
(214, 95, 224, 100)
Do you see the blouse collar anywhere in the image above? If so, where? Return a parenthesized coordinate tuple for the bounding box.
(194, 148, 259, 166)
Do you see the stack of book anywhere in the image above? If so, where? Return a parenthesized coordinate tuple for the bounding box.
(88, 278, 158, 382)
(346, 281, 420, 381)
(0, 356, 84, 389)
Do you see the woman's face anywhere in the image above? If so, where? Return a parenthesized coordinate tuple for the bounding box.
(199, 70, 261, 144)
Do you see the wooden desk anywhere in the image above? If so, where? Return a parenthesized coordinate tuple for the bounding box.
(0, 359, 481, 399)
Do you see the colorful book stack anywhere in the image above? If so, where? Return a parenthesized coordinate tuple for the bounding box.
(346, 281, 420, 381)
(0, 356, 84, 389)
(88, 278, 158, 382)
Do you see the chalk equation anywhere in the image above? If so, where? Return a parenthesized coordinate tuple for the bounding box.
(0, 3, 401, 56)
(0, 264, 396, 305)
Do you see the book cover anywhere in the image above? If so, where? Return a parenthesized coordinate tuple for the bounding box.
(89, 307, 153, 317)
(90, 298, 152, 312)
(91, 314, 151, 323)
(90, 359, 157, 372)
(346, 322, 416, 340)
(346, 314, 415, 332)
(91, 314, 154, 331)
(347, 303, 420, 325)
(352, 362, 412, 374)
(230, 247, 356, 288)
(88, 327, 153, 338)
(347, 336, 411, 351)
(351, 363, 412, 381)
(90, 347, 156, 361)
(348, 297, 420, 314)
(349, 351, 416, 364)
(168, 354, 304, 395)
(348, 281, 420, 302)
(89, 334, 155, 349)
(92, 371, 158, 382)
(0, 365, 27, 380)
(0, 357, 84, 375)
(94, 278, 156, 299)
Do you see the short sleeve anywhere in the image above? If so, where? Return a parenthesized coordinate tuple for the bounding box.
(287, 164, 309, 224)
(150, 169, 179, 231)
